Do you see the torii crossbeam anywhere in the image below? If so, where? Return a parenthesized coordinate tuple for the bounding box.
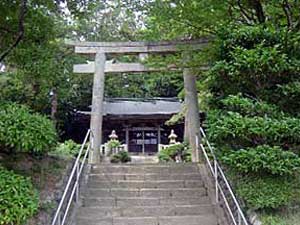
(67, 39, 209, 163)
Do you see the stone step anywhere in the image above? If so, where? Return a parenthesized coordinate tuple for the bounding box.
(91, 165, 199, 174)
(92, 163, 198, 168)
(82, 196, 211, 207)
(84, 188, 207, 198)
(77, 205, 214, 218)
(89, 173, 202, 181)
(75, 163, 221, 225)
(130, 155, 159, 164)
(88, 180, 205, 189)
(76, 215, 218, 225)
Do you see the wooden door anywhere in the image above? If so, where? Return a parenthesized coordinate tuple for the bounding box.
(144, 130, 158, 154)
(128, 130, 143, 154)
(128, 130, 158, 154)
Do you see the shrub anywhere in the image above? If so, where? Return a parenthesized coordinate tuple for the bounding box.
(52, 140, 81, 158)
(183, 147, 192, 162)
(107, 139, 121, 155)
(207, 111, 300, 147)
(236, 176, 294, 210)
(107, 140, 121, 149)
(0, 166, 39, 225)
(222, 145, 300, 176)
(0, 103, 58, 154)
(221, 94, 282, 118)
(275, 81, 300, 115)
(158, 143, 184, 162)
(158, 143, 191, 162)
(110, 151, 131, 163)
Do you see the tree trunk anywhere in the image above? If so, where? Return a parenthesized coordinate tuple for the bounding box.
(250, 0, 266, 24)
(183, 66, 201, 162)
(50, 88, 57, 123)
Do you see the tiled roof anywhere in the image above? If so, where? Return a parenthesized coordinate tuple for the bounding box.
(103, 98, 182, 115)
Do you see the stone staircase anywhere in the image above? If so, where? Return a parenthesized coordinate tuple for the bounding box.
(75, 163, 224, 225)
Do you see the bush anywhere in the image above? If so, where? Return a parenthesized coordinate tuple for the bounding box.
(205, 24, 300, 213)
(207, 111, 300, 148)
(223, 145, 300, 176)
(0, 103, 58, 154)
(107, 139, 121, 155)
(0, 166, 39, 225)
(236, 176, 294, 210)
(52, 140, 81, 158)
(110, 151, 131, 163)
(158, 143, 191, 162)
(107, 140, 121, 149)
(221, 94, 282, 118)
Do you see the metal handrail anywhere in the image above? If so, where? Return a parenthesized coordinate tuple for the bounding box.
(51, 129, 92, 225)
(198, 127, 249, 225)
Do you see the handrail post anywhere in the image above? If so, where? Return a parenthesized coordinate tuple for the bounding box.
(58, 212, 61, 225)
(214, 159, 218, 203)
(195, 135, 199, 160)
(75, 162, 80, 203)
(238, 213, 241, 225)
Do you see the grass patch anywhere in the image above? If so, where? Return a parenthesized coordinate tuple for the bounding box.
(260, 210, 300, 225)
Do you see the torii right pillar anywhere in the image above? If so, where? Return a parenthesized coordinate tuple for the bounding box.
(183, 62, 201, 163)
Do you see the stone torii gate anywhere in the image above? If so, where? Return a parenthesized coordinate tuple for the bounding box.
(66, 39, 209, 163)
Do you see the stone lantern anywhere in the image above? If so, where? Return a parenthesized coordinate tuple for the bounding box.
(108, 130, 119, 155)
(168, 129, 178, 144)
(109, 130, 118, 140)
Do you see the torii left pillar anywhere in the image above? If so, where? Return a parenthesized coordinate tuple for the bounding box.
(89, 52, 106, 164)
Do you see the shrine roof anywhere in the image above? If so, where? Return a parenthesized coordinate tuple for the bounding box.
(103, 98, 182, 116)
(78, 98, 182, 116)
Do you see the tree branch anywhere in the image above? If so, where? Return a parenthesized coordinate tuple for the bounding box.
(250, 0, 266, 24)
(0, 26, 15, 34)
(282, 0, 293, 30)
(237, 0, 255, 24)
(0, 0, 28, 63)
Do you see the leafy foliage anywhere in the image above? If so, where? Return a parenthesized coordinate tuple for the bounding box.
(236, 176, 294, 210)
(223, 145, 300, 176)
(0, 167, 38, 225)
(0, 103, 57, 154)
(158, 143, 191, 162)
(140, 0, 229, 40)
(52, 140, 81, 158)
(107, 140, 121, 151)
(260, 213, 300, 225)
(208, 110, 300, 148)
(203, 13, 300, 212)
(275, 81, 300, 116)
(208, 25, 300, 105)
(110, 151, 131, 163)
(221, 94, 282, 118)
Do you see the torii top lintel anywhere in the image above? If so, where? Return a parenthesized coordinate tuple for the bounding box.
(66, 38, 210, 54)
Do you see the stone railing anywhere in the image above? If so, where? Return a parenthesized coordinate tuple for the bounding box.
(158, 144, 172, 152)
(101, 143, 127, 156)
